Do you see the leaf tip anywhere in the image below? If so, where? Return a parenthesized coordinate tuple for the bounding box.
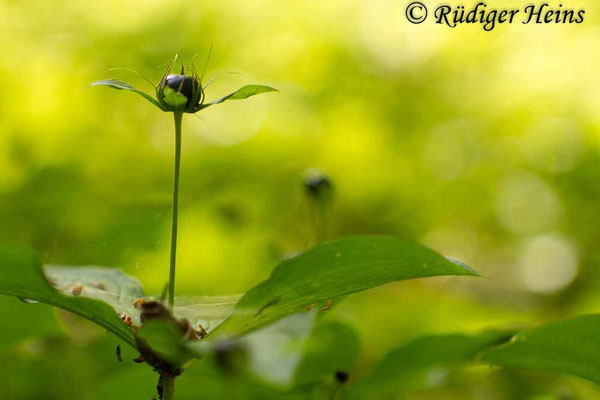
(445, 256, 482, 277)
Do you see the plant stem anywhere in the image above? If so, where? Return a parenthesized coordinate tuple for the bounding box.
(168, 111, 183, 311)
(163, 376, 175, 400)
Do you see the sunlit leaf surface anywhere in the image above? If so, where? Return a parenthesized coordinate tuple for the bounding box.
(0, 245, 136, 347)
(208, 236, 480, 340)
(45, 265, 242, 334)
(46, 265, 144, 324)
(173, 295, 242, 334)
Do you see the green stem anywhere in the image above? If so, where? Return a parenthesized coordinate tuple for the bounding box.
(163, 376, 175, 400)
(168, 111, 183, 311)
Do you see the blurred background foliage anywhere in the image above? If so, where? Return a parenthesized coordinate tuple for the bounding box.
(1, 0, 600, 398)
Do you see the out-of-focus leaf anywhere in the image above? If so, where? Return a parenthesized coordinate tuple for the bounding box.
(135, 319, 196, 372)
(0, 296, 63, 349)
(208, 236, 479, 340)
(197, 84, 277, 110)
(0, 245, 136, 347)
(359, 330, 514, 395)
(46, 265, 144, 325)
(373, 330, 514, 378)
(89, 79, 164, 110)
(242, 311, 316, 386)
(482, 314, 600, 385)
(294, 320, 360, 385)
(187, 312, 317, 386)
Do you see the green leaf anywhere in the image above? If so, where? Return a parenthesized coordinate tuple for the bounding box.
(208, 236, 480, 340)
(162, 86, 187, 110)
(197, 84, 278, 110)
(359, 330, 514, 395)
(45, 265, 144, 325)
(135, 319, 195, 372)
(0, 245, 136, 348)
(294, 320, 360, 385)
(243, 312, 317, 386)
(187, 312, 318, 386)
(89, 79, 165, 110)
(482, 314, 600, 385)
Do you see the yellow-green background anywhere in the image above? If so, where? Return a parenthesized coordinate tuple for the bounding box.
(1, 0, 600, 398)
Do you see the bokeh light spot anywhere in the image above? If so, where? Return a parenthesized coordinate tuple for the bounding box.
(517, 234, 578, 294)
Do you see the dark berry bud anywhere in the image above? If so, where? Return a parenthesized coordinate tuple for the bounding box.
(164, 74, 200, 108)
(157, 60, 205, 113)
(335, 370, 349, 383)
(303, 168, 333, 200)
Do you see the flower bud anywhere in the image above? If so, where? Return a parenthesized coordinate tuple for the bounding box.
(164, 74, 200, 108)
(303, 168, 333, 200)
(335, 370, 349, 384)
(157, 62, 205, 113)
